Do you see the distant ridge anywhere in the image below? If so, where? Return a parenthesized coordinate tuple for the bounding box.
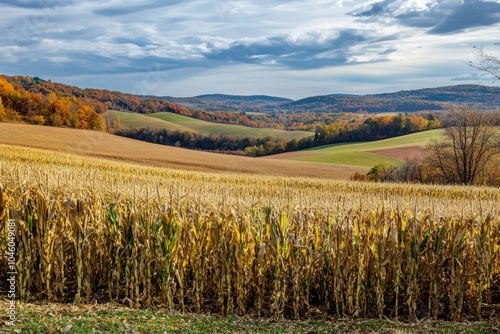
(327, 93, 360, 97)
(372, 84, 499, 102)
(164, 94, 292, 112)
(167, 84, 500, 113)
(2, 74, 498, 115)
(195, 94, 292, 103)
(281, 84, 500, 113)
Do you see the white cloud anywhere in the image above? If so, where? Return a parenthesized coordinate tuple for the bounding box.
(391, 0, 438, 15)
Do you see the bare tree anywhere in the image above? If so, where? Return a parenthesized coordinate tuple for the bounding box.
(426, 108, 500, 185)
(468, 43, 500, 81)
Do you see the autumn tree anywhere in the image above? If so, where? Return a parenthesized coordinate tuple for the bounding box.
(105, 114, 123, 132)
(87, 109, 106, 131)
(49, 98, 71, 126)
(426, 108, 500, 185)
(0, 97, 5, 122)
(404, 115, 428, 133)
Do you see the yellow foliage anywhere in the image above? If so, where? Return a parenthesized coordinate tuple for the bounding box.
(0, 97, 5, 122)
(0, 77, 15, 93)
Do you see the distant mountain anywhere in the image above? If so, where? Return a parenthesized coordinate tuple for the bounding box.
(373, 85, 500, 104)
(281, 85, 500, 113)
(3, 74, 498, 118)
(327, 93, 360, 97)
(163, 85, 500, 114)
(282, 95, 447, 113)
(164, 94, 292, 113)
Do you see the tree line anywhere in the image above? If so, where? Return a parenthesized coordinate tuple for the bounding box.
(115, 113, 440, 157)
(0, 77, 106, 131)
(114, 127, 278, 154)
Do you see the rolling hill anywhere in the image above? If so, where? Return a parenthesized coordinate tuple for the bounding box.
(373, 84, 500, 104)
(0, 123, 365, 178)
(106, 110, 313, 140)
(168, 85, 500, 113)
(4, 75, 498, 138)
(282, 85, 500, 113)
(164, 94, 292, 112)
(165, 85, 500, 114)
(263, 129, 444, 167)
(282, 95, 446, 113)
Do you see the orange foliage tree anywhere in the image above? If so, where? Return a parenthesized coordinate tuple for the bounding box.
(0, 76, 107, 132)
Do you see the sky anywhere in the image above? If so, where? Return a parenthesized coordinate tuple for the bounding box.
(0, 0, 499, 99)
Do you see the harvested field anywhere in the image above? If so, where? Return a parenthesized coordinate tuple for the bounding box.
(265, 130, 443, 167)
(259, 151, 321, 159)
(0, 123, 366, 179)
(1, 140, 499, 323)
(370, 146, 426, 161)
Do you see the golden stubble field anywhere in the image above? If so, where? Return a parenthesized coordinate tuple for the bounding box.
(0, 134, 499, 322)
(0, 123, 367, 179)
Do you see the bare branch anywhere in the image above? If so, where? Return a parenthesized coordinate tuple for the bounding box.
(425, 108, 500, 185)
(468, 44, 500, 81)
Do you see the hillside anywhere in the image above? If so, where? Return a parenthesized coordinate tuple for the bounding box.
(282, 85, 500, 113)
(0, 123, 365, 178)
(3, 74, 497, 136)
(373, 84, 500, 104)
(3, 75, 188, 115)
(165, 94, 292, 112)
(263, 129, 443, 167)
(2, 74, 497, 143)
(106, 110, 313, 139)
(167, 85, 500, 114)
(283, 95, 446, 113)
(0, 75, 291, 131)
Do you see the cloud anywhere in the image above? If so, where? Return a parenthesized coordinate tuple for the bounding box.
(450, 73, 482, 81)
(349, 0, 500, 34)
(429, 0, 500, 33)
(0, 0, 396, 76)
(202, 29, 397, 69)
(349, 0, 440, 18)
(451, 71, 497, 81)
(0, 0, 72, 9)
(92, 0, 184, 17)
(0, 26, 398, 81)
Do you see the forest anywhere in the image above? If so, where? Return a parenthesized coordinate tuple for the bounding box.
(0, 76, 106, 131)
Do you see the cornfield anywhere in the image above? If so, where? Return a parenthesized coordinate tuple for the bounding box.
(1, 144, 499, 321)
